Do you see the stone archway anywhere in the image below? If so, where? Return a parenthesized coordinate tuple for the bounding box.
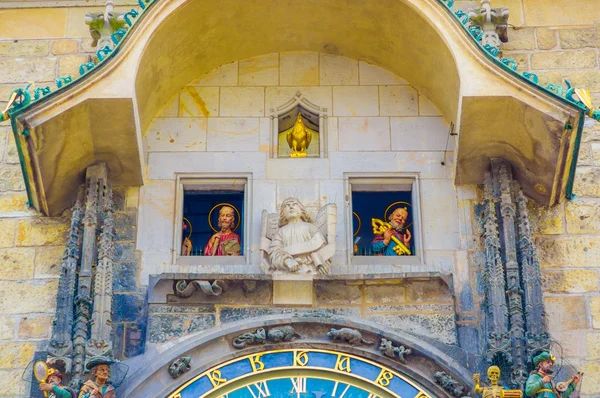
(119, 316, 473, 397)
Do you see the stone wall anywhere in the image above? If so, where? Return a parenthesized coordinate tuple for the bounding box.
(1, 0, 600, 397)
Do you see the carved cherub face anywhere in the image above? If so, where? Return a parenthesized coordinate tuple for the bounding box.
(218, 206, 235, 231)
(389, 208, 408, 229)
(487, 366, 500, 384)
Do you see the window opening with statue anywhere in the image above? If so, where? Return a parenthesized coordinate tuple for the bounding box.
(350, 177, 417, 258)
(181, 190, 244, 257)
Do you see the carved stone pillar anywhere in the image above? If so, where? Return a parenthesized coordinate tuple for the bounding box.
(481, 159, 549, 388)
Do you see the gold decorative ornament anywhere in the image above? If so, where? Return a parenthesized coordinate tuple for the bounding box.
(208, 203, 241, 233)
(473, 365, 522, 398)
(183, 217, 193, 239)
(33, 361, 49, 398)
(371, 218, 411, 255)
(352, 212, 361, 237)
(282, 113, 317, 158)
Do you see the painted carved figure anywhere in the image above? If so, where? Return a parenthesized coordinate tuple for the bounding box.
(78, 358, 115, 398)
(525, 352, 582, 398)
(39, 368, 76, 398)
(204, 205, 241, 256)
(371, 206, 412, 256)
(282, 113, 316, 157)
(260, 198, 336, 274)
(327, 328, 374, 345)
(473, 365, 522, 398)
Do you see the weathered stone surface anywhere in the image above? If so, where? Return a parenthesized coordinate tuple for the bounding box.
(369, 313, 456, 345)
(535, 236, 600, 268)
(573, 167, 600, 198)
(536, 27, 557, 50)
(542, 270, 599, 294)
(0, 248, 35, 280)
(5, 132, 19, 164)
(114, 211, 137, 241)
(531, 50, 596, 70)
(16, 218, 68, 247)
(528, 201, 564, 234)
(280, 52, 319, 86)
(169, 281, 272, 306)
(18, 314, 52, 339)
(591, 297, 600, 329)
(148, 313, 215, 343)
(239, 53, 279, 86)
(0, 369, 25, 395)
(113, 262, 139, 292)
(565, 201, 600, 234)
(501, 52, 529, 72)
(580, 361, 600, 395)
(33, 246, 63, 278)
(150, 305, 215, 313)
(365, 284, 405, 304)
(0, 342, 36, 367)
(0, 193, 33, 217)
(559, 28, 597, 49)
(538, 70, 600, 92)
(0, 166, 25, 192)
(502, 28, 535, 50)
(315, 281, 362, 305)
(0, 219, 16, 248)
(0, 9, 67, 39)
(0, 41, 49, 57)
(0, 316, 16, 340)
(114, 242, 137, 261)
(592, 142, 600, 165)
(0, 58, 56, 84)
(113, 294, 145, 323)
(405, 280, 452, 302)
(587, 332, 600, 360)
(0, 280, 58, 314)
(51, 39, 79, 55)
(58, 55, 88, 78)
(320, 53, 358, 85)
(545, 296, 589, 332)
(219, 307, 360, 324)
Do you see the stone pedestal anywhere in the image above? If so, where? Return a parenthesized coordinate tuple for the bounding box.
(272, 274, 313, 306)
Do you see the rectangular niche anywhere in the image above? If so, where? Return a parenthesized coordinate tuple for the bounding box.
(174, 174, 251, 265)
(346, 174, 424, 265)
(270, 91, 328, 159)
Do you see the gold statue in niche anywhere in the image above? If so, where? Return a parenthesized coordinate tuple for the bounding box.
(281, 113, 318, 157)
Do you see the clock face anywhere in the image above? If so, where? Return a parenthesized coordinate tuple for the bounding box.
(221, 376, 385, 398)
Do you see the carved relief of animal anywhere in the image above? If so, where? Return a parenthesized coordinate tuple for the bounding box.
(327, 328, 374, 345)
(379, 338, 412, 363)
(267, 326, 301, 343)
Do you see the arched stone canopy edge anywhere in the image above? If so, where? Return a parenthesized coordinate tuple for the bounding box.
(118, 315, 473, 397)
(9, 0, 583, 215)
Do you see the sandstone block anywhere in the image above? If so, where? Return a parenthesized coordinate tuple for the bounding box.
(359, 61, 407, 85)
(573, 167, 600, 197)
(320, 54, 358, 85)
(366, 283, 405, 304)
(0, 219, 16, 248)
(125, 187, 139, 209)
(528, 201, 564, 235)
(0, 9, 67, 39)
(501, 52, 529, 72)
(58, 55, 89, 78)
(0, 280, 58, 314)
(179, 86, 219, 118)
(0, 166, 25, 192)
(280, 52, 319, 86)
(587, 332, 600, 360)
(189, 62, 238, 86)
(147, 313, 215, 343)
(156, 95, 179, 117)
(6, 131, 19, 164)
(18, 314, 53, 339)
(559, 28, 597, 49)
(0, 369, 25, 395)
(579, 361, 600, 395)
(315, 281, 362, 305)
(338, 117, 391, 151)
(502, 28, 535, 51)
(0, 193, 33, 217)
(0, 317, 16, 340)
(220, 87, 264, 117)
(531, 51, 596, 70)
(536, 28, 557, 50)
(542, 270, 598, 294)
(0, 342, 36, 368)
(207, 118, 260, 152)
(524, 0, 600, 26)
(545, 296, 589, 332)
(418, 94, 440, 116)
(239, 53, 279, 86)
(0, 58, 56, 84)
(379, 86, 418, 116)
(145, 117, 207, 152)
(16, 218, 68, 247)
(591, 296, 600, 329)
(538, 70, 600, 92)
(368, 313, 456, 345)
(0, 41, 49, 57)
(406, 279, 452, 302)
(51, 39, 79, 55)
(0, 248, 35, 280)
(535, 236, 600, 268)
(333, 86, 378, 116)
(34, 246, 64, 279)
(591, 142, 600, 164)
(566, 201, 600, 234)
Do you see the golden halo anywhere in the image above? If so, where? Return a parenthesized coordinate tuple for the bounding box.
(182, 217, 193, 239)
(352, 212, 361, 237)
(208, 203, 241, 233)
(384, 201, 413, 229)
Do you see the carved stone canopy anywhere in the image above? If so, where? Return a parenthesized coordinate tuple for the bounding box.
(7, 0, 584, 215)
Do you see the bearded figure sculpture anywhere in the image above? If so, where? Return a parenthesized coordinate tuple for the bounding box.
(260, 198, 336, 275)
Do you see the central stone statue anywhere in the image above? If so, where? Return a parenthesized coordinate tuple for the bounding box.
(260, 197, 336, 274)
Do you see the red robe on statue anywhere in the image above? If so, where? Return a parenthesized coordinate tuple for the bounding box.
(203, 232, 241, 256)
